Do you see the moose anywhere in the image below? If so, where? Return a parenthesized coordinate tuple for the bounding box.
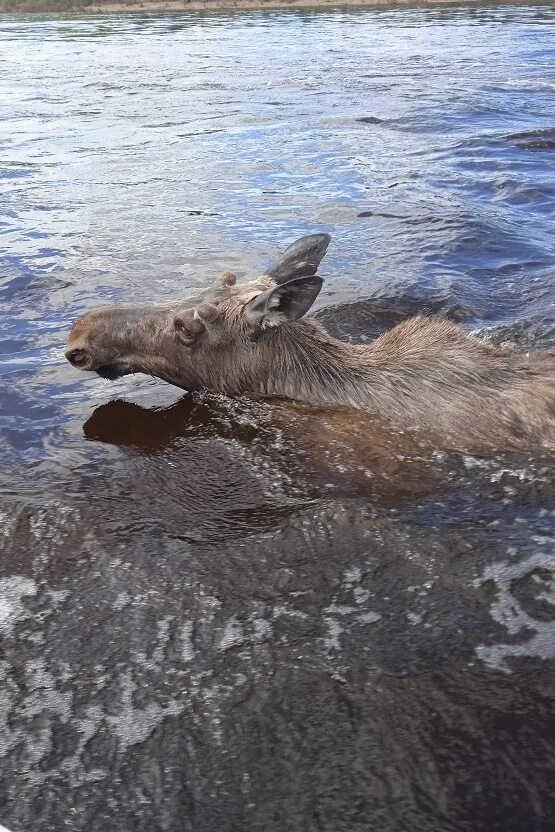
(66, 234, 554, 452)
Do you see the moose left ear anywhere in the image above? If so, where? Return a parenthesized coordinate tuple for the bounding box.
(266, 233, 331, 284)
(244, 274, 323, 331)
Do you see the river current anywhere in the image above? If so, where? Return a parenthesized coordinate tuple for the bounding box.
(0, 7, 554, 831)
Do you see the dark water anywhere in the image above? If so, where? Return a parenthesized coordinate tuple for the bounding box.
(1, 6, 554, 831)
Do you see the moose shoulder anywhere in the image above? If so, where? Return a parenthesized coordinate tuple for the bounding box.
(66, 234, 555, 452)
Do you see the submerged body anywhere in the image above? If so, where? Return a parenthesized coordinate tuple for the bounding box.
(248, 315, 555, 451)
(66, 234, 555, 453)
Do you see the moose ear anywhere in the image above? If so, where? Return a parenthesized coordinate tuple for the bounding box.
(266, 233, 331, 284)
(244, 275, 323, 331)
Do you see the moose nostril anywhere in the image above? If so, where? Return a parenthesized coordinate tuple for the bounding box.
(66, 348, 90, 368)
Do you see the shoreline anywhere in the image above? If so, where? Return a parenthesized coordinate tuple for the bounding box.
(2, 0, 554, 16)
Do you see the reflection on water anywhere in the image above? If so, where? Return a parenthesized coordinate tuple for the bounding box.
(0, 7, 554, 832)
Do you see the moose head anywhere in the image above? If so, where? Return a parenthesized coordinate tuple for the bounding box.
(65, 234, 331, 394)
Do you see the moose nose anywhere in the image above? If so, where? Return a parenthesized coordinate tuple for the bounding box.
(65, 348, 91, 368)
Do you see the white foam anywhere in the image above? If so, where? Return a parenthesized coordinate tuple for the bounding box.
(180, 620, 195, 662)
(218, 616, 244, 651)
(475, 552, 555, 673)
(0, 576, 38, 637)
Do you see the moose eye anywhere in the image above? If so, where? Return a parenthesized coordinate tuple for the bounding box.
(175, 318, 196, 344)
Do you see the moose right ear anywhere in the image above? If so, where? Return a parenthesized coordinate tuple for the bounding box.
(266, 233, 331, 284)
(244, 274, 323, 332)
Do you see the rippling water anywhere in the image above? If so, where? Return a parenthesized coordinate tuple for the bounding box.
(0, 7, 554, 832)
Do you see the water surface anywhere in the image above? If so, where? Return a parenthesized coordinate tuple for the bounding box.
(0, 7, 554, 832)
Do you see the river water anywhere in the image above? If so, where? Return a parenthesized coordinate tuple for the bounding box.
(0, 6, 554, 831)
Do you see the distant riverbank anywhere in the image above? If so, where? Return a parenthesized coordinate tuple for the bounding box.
(2, 0, 553, 16)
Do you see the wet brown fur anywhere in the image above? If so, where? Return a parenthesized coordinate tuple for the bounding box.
(66, 236, 555, 453)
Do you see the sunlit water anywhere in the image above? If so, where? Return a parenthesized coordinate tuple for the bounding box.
(0, 7, 554, 832)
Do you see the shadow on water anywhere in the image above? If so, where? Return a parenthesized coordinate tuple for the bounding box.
(83, 394, 253, 451)
(0, 6, 554, 832)
(79, 393, 453, 523)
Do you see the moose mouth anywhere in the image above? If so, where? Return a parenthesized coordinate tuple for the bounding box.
(96, 363, 124, 381)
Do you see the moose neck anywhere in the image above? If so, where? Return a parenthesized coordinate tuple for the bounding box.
(256, 320, 379, 408)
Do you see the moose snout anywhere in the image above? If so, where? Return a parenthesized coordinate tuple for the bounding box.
(65, 347, 91, 369)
